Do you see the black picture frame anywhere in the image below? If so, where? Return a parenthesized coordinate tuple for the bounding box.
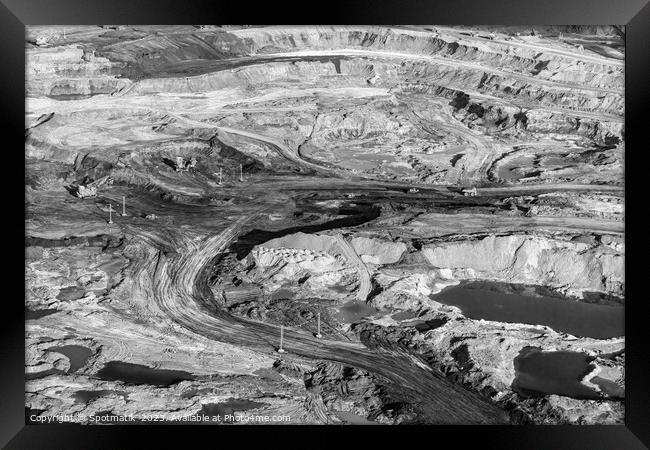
(4, 1, 648, 448)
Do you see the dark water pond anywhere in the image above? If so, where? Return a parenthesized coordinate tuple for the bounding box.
(430, 281, 624, 339)
(74, 389, 128, 404)
(199, 398, 268, 418)
(25, 368, 65, 381)
(337, 300, 379, 324)
(392, 310, 418, 321)
(56, 286, 86, 302)
(95, 361, 196, 386)
(412, 318, 449, 332)
(25, 308, 59, 320)
(497, 155, 537, 181)
(591, 376, 625, 399)
(48, 345, 93, 372)
(512, 347, 601, 399)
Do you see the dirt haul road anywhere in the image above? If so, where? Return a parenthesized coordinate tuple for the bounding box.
(124, 210, 509, 424)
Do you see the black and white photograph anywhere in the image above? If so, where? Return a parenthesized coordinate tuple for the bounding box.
(24, 25, 626, 426)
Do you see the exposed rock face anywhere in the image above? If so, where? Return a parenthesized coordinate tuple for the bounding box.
(25, 26, 624, 425)
(263, 232, 341, 255)
(422, 235, 623, 298)
(250, 245, 358, 300)
(372, 270, 458, 311)
(354, 317, 624, 424)
(26, 45, 130, 98)
(26, 25, 623, 186)
(351, 237, 406, 265)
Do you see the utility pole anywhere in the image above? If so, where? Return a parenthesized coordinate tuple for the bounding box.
(108, 204, 113, 224)
(219, 167, 223, 185)
(121, 196, 127, 216)
(315, 313, 322, 339)
(277, 325, 286, 353)
(239, 164, 244, 182)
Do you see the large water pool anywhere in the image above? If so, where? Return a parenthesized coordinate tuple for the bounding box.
(512, 347, 602, 399)
(430, 281, 624, 339)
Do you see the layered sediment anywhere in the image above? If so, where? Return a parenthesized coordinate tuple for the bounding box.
(26, 26, 624, 425)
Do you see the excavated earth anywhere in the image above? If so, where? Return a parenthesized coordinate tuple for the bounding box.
(25, 25, 624, 425)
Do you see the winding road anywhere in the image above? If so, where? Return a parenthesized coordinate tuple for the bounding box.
(26, 25, 625, 427)
(124, 207, 509, 424)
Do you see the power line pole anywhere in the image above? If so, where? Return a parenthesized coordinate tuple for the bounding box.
(219, 167, 223, 185)
(107, 204, 113, 224)
(315, 313, 322, 339)
(277, 325, 286, 353)
(121, 196, 127, 216)
(239, 164, 244, 182)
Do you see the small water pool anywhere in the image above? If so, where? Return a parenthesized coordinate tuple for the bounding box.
(392, 310, 418, 321)
(48, 345, 94, 372)
(591, 376, 625, 399)
(56, 286, 86, 302)
(95, 361, 196, 386)
(412, 318, 449, 332)
(497, 155, 537, 181)
(199, 398, 268, 418)
(430, 281, 624, 339)
(25, 308, 59, 320)
(512, 347, 601, 399)
(337, 300, 379, 324)
(74, 389, 128, 404)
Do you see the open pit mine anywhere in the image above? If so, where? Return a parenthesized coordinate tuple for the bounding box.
(25, 25, 625, 425)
